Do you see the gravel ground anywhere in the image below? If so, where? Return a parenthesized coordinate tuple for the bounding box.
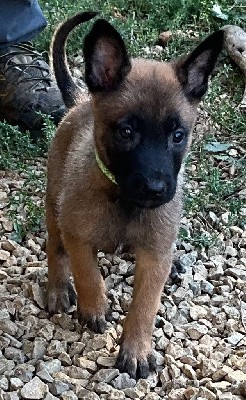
(0, 114, 246, 400)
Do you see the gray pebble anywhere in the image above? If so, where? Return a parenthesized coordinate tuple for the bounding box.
(44, 394, 59, 400)
(3, 392, 20, 400)
(123, 387, 145, 399)
(179, 253, 197, 269)
(0, 378, 8, 391)
(50, 380, 70, 396)
(0, 358, 15, 375)
(97, 356, 116, 368)
(20, 377, 48, 399)
(1, 321, 18, 337)
(38, 359, 62, 375)
(13, 364, 35, 383)
(92, 368, 119, 383)
(60, 391, 78, 400)
(201, 280, 214, 295)
(185, 322, 208, 339)
(4, 347, 25, 364)
(32, 338, 47, 359)
(112, 373, 136, 390)
(227, 332, 245, 345)
(78, 389, 100, 399)
(9, 378, 23, 390)
(36, 369, 54, 383)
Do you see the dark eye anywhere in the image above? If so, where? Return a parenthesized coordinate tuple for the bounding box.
(118, 125, 133, 140)
(173, 130, 185, 144)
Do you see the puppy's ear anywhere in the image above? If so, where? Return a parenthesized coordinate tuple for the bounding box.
(176, 30, 224, 100)
(83, 19, 131, 93)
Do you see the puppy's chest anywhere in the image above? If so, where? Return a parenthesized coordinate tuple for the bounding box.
(91, 203, 170, 253)
(93, 208, 131, 252)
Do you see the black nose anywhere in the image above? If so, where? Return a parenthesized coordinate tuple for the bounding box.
(141, 180, 166, 198)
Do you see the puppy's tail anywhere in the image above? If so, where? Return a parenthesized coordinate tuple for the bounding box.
(51, 11, 98, 108)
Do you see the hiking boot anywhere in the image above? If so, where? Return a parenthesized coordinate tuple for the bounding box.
(0, 42, 66, 135)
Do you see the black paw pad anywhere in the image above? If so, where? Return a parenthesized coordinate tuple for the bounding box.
(115, 347, 156, 379)
(78, 312, 107, 334)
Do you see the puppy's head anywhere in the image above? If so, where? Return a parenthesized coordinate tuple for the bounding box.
(83, 20, 223, 208)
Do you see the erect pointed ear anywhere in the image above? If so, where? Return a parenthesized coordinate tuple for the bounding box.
(176, 30, 224, 101)
(83, 19, 131, 93)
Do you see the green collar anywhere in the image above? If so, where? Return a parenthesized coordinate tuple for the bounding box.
(95, 150, 117, 185)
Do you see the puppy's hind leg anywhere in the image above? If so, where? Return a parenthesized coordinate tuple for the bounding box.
(46, 203, 76, 314)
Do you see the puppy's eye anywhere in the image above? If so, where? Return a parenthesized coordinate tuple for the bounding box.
(118, 125, 133, 140)
(173, 130, 185, 144)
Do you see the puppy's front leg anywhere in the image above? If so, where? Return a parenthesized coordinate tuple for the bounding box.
(116, 247, 172, 379)
(62, 236, 108, 333)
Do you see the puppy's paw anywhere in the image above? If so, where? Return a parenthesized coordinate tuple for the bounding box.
(77, 307, 112, 334)
(115, 344, 156, 379)
(78, 312, 106, 334)
(48, 280, 76, 314)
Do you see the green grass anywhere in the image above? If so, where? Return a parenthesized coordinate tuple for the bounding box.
(8, 169, 46, 242)
(36, 0, 245, 57)
(1, 0, 245, 244)
(0, 118, 54, 242)
(184, 61, 245, 230)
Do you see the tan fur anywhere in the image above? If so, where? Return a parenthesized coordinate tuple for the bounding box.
(46, 58, 197, 371)
(46, 10, 224, 375)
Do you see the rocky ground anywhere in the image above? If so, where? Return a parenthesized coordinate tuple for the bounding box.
(0, 112, 246, 400)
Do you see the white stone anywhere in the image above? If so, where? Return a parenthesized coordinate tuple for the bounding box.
(21, 377, 48, 399)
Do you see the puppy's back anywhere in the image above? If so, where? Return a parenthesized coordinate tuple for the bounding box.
(46, 100, 93, 208)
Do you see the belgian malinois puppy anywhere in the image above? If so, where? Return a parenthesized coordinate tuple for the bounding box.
(46, 11, 223, 378)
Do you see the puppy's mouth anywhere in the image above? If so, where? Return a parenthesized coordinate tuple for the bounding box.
(120, 194, 171, 209)
(132, 198, 167, 209)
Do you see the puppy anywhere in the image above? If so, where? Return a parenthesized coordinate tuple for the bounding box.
(46, 11, 223, 379)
